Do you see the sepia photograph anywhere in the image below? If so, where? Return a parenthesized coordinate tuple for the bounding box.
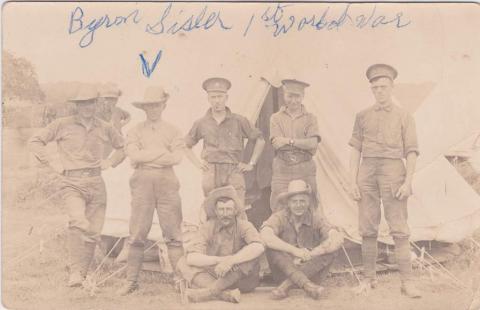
(2, 2, 480, 309)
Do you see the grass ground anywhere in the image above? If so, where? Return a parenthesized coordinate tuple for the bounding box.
(2, 164, 480, 310)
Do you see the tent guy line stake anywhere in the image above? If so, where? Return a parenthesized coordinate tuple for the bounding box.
(416, 255, 461, 289)
(469, 238, 480, 250)
(411, 242, 467, 289)
(94, 239, 164, 288)
(341, 245, 362, 285)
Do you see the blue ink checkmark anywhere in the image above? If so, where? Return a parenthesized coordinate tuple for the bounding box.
(139, 50, 162, 78)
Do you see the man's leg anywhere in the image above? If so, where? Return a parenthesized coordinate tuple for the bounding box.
(83, 177, 108, 276)
(118, 171, 155, 295)
(187, 268, 245, 303)
(63, 180, 91, 287)
(267, 249, 324, 299)
(155, 171, 184, 274)
(357, 159, 382, 286)
(379, 159, 420, 298)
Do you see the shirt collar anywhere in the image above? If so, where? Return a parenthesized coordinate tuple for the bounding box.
(144, 119, 163, 130)
(206, 107, 233, 120)
(281, 104, 307, 118)
(374, 103, 393, 112)
(214, 218, 237, 235)
(74, 115, 101, 129)
(287, 208, 313, 227)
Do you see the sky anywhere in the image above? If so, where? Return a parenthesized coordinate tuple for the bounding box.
(3, 2, 480, 223)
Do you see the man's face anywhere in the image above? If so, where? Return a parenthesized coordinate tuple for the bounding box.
(207, 92, 228, 112)
(75, 100, 96, 119)
(283, 91, 304, 109)
(143, 102, 165, 121)
(287, 193, 310, 217)
(215, 199, 237, 227)
(99, 97, 118, 109)
(370, 77, 394, 104)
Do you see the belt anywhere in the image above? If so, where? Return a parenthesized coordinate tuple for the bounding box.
(276, 150, 312, 165)
(63, 167, 101, 177)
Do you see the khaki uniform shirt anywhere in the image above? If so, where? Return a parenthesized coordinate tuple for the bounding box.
(349, 103, 419, 158)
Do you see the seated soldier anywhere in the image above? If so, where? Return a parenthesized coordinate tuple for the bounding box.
(261, 179, 344, 300)
(177, 186, 265, 303)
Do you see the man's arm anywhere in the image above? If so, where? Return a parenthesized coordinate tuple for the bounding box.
(395, 152, 417, 200)
(261, 227, 304, 257)
(238, 138, 265, 172)
(184, 148, 209, 171)
(349, 148, 362, 201)
(28, 120, 59, 168)
(229, 242, 264, 265)
(310, 228, 344, 257)
(186, 252, 222, 267)
(125, 129, 167, 164)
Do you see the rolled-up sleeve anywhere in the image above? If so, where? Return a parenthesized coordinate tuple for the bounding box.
(269, 115, 283, 141)
(239, 221, 264, 245)
(28, 120, 60, 165)
(348, 113, 363, 152)
(403, 113, 419, 157)
(239, 116, 262, 140)
(185, 224, 210, 254)
(306, 115, 321, 142)
(107, 125, 125, 150)
(261, 212, 285, 236)
(185, 120, 201, 148)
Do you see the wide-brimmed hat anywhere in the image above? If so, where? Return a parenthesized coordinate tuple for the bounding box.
(277, 179, 312, 204)
(204, 185, 244, 220)
(69, 85, 98, 102)
(132, 86, 170, 109)
(366, 64, 398, 82)
(99, 85, 122, 98)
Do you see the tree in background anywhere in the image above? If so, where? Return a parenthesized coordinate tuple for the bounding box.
(3, 51, 45, 103)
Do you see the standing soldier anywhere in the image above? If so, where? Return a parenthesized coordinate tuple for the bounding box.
(185, 77, 265, 206)
(348, 64, 421, 298)
(28, 85, 125, 287)
(269, 79, 321, 212)
(97, 85, 131, 133)
(118, 86, 185, 295)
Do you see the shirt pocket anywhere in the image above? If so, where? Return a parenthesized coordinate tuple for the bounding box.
(383, 118, 403, 147)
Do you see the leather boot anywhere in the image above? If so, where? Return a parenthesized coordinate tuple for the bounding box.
(362, 237, 378, 286)
(270, 279, 293, 300)
(302, 281, 325, 300)
(186, 288, 216, 303)
(67, 229, 86, 287)
(126, 244, 145, 283)
(117, 280, 139, 296)
(219, 289, 241, 303)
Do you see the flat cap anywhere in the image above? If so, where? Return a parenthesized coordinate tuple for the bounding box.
(366, 64, 398, 82)
(202, 77, 231, 93)
(281, 79, 310, 95)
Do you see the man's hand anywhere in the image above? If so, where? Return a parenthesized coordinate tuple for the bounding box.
(293, 248, 312, 262)
(349, 184, 361, 201)
(271, 137, 290, 149)
(237, 162, 254, 173)
(395, 182, 412, 200)
(214, 256, 234, 278)
(101, 160, 112, 170)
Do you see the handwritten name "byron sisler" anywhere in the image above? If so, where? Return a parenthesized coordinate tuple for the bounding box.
(67, 3, 412, 48)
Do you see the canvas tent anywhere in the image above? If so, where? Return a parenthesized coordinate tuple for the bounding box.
(101, 73, 480, 250)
